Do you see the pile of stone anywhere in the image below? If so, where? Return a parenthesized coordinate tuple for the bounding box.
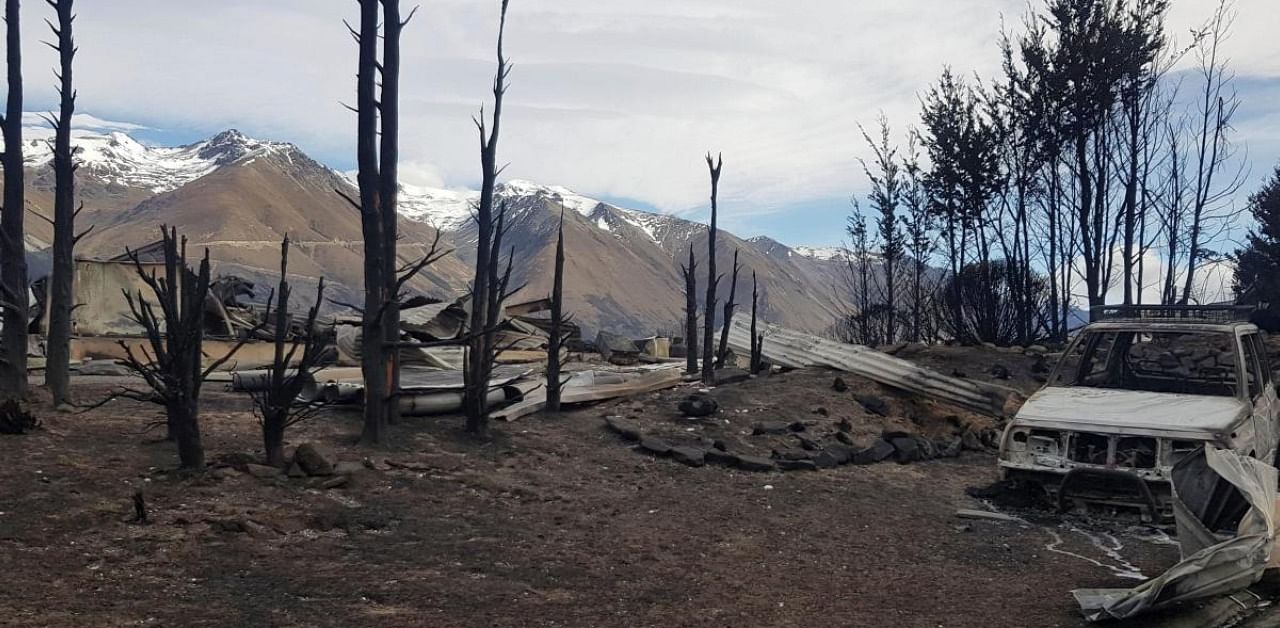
(221, 443, 366, 489)
(606, 415, 994, 472)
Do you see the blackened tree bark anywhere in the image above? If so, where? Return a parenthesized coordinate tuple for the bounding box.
(700, 153, 722, 385)
(45, 0, 82, 406)
(714, 248, 739, 368)
(115, 228, 248, 469)
(464, 0, 514, 437)
(353, 0, 387, 443)
(254, 236, 328, 467)
(749, 271, 762, 374)
(545, 210, 566, 412)
(0, 0, 27, 398)
(679, 244, 697, 374)
(377, 0, 408, 425)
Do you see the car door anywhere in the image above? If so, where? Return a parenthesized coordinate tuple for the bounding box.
(1242, 333, 1278, 461)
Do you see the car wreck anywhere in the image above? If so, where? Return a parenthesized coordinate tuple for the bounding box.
(999, 306, 1277, 520)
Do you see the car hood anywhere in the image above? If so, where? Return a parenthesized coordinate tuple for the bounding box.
(1014, 386, 1249, 437)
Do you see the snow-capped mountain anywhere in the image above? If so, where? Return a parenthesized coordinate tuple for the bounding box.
(13, 120, 855, 335)
(21, 128, 292, 194)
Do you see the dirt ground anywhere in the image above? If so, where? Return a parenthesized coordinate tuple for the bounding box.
(0, 357, 1228, 628)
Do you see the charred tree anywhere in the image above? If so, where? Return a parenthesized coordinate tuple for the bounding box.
(700, 152, 722, 385)
(253, 236, 329, 467)
(714, 248, 740, 368)
(113, 228, 251, 469)
(44, 0, 83, 406)
(0, 0, 28, 398)
(679, 244, 697, 374)
(545, 210, 567, 412)
(749, 271, 762, 375)
(463, 0, 515, 438)
(352, 0, 386, 443)
(348, 0, 414, 443)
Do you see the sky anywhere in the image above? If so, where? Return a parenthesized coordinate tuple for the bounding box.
(13, 0, 1280, 249)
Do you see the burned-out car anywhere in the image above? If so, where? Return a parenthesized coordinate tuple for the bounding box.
(998, 306, 1278, 520)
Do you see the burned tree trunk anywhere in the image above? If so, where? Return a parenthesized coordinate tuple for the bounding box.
(749, 271, 762, 375)
(680, 244, 697, 374)
(715, 249, 740, 368)
(545, 211, 566, 412)
(378, 0, 405, 426)
(115, 228, 243, 469)
(255, 236, 328, 467)
(0, 0, 28, 398)
(45, 0, 81, 407)
(463, 0, 514, 438)
(700, 153, 722, 385)
(353, 0, 387, 443)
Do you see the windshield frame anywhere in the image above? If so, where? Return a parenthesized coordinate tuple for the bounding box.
(1048, 326, 1247, 401)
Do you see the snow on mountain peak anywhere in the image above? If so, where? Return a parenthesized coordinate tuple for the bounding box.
(18, 124, 291, 193)
(498, 179, 601, 216)
(791, 245, 848, 261)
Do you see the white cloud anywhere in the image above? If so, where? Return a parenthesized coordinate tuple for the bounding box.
(9, 0, 1278, 219)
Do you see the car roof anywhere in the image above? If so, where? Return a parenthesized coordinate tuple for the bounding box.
(1082, 320, 1258, 334)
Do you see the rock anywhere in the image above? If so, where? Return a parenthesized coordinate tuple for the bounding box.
(1031, 355, 1050, 374)
(670, 447, 706, 467)
(736, 455, 777, 472)
(333, 461, 366, 476)
(706, 449, 739, 466)
(795, 433, 823, 451)
(605, 416, 644, 441)
(787, 421, 807, 433)
(678, 393, 719, 418)
(854, 394, 890, 417)
(73, 360, 135, 377)
(286, 460, 307, 478)
(812, 451, 839, 469)
(811, 406, 829, 417)
(961, 429, 985, 451)
(319, 476, 349, 490)
(835, 431, 857, 447)
(836, 418, 853, 433)
(937, 438, 963, 458)
(851, 439, 895, 465)
(1026, 344, 1048, 355)
(776, 459, 817, 471)
(890, 436, 923, 463)
(638, 437, 672, 456)
(293, 443, 336, 477)
(241, 519, 277, 539)
(824, 444, 856, 465)
(712, 440, 728, 452)
(772, 448, 813, 461)
(832, 376, 848, 392)
(752, 421, 790, 436)
(244, 463, 283, 479)
(989, 364, 1011, 380)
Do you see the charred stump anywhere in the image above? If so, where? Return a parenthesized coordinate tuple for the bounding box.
(680, 244, 698, 375)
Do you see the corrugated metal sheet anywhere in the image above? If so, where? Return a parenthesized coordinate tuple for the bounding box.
(728, 319, 1011, 417)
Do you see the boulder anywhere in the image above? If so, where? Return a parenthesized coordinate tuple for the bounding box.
(824, 444, 856, 465)
(736, 455, 778, 472)
(795, 433, 823, 451)
(832, 376, 848, 392)
(835, 431, 858, 447)
(286, 460, 307, 478)
(605, 416, 644, 441)
(854, 394, 890, 417)
(890, 437, 921, 463)
(777, 459, 818, 471)
(752, 421, 790, 436)
(638, 437, 672, 456)
(678, 393, 720, 418)
(293, 443, 336, 477)
(706, 449, 739, 466)
(851, 439, 895, 465)
(812, 451, 840, 469)
(670, 447, 706, 467)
